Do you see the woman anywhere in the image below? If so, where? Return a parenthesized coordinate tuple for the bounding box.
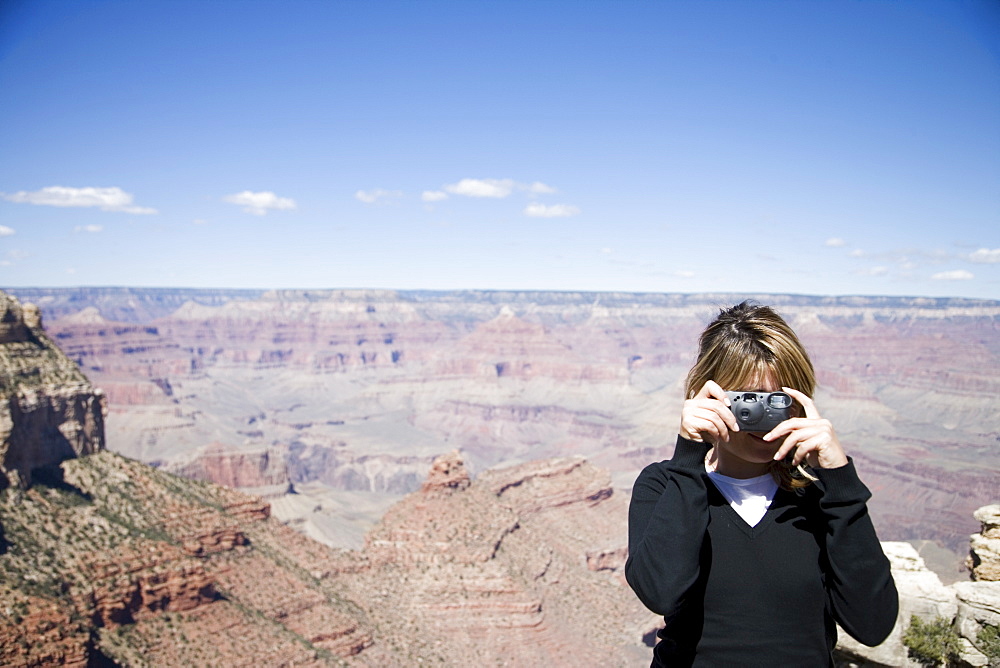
(625, 301, 897, 667)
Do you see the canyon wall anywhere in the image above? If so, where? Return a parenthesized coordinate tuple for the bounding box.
(0, 292, 106, 489)
(8, 287, 999, 570)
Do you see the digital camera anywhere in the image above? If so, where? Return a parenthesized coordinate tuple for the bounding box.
(725, 391, 794, 433)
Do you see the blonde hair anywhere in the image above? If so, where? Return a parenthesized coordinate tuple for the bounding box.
(685, 301, 817, 489)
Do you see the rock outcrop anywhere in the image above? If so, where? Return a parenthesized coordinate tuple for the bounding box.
(0, 451, 375, 667)
(0, 291, 106, 489)
(837, 505, 1000, 667)
(167, 442, 292, 497)
(353, 450, 652, 666)
(12, 286, 997, 566)
(969, 504, 1000, 582)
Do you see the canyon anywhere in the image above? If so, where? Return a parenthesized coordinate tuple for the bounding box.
(10, 286, 997, 574)
(1, 287, 998, 665)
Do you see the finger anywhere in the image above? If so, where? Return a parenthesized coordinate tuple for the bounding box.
(771, 426, 819, 462)
(697, 380, 730, 405)
(695, 408, 731, 442)
(719, 402, 740, 433)
(762, 416, 810, 441)
(782, 386, 820, 419)
(772, 433, 800, 462)
(784, 430, 829, 466)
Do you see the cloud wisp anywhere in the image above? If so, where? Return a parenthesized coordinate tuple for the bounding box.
(74, 225, 103, 233)
(431, 177, 578, 217)
(969, 248, 1000, 264)
(2, 186, 157, 214)
(0, 226, 14, 237)
(223, 190, 296, 216)
(355, 188, 403, 204)
(444, 178, 517, 198)
(440, 178, 559, 199)
(931, 269, 974, 281)
(523, 203, 581, 218)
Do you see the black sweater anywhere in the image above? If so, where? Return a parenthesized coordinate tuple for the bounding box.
(625, 436, 898, 667)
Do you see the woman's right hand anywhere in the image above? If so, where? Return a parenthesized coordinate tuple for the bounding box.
(679, 380, 740, 443)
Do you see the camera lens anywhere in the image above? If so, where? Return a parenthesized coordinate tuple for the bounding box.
(768, 393, 792, 408)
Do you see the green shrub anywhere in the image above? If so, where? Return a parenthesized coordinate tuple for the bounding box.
(978, 624, 1000, 663)
(902, 615, 962, 667)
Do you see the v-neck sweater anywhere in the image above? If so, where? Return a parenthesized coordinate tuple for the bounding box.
(625, 436, 898, 667)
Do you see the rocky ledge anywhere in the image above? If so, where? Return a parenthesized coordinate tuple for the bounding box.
(838, 504, 1000, 667)
(0, 292, 106, 489)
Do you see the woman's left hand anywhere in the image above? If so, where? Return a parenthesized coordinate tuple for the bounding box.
(763, 387, 849, 469)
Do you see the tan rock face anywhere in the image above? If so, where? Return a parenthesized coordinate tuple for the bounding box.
(968, 504, 1000, 582)
(0, 291, 106, 489)
(20, 287, 998, 567)
(420, 449, 470, 493)
(1, 443, 653, 666)
(0, 586, 90, 668)
(350, 451, 651, 666)
(0, 451, 376, 667)
(167, 442, 292, 496)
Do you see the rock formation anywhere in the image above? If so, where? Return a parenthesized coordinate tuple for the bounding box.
(166, 441, 292, 497)
(1, 420, 996, 666)
(0, 291, 106, 489)
(969, 504, 1000, 582)
(0, 451, 376, 667)
(10, 286, 996, 570)
(837, 506, 1000, 667)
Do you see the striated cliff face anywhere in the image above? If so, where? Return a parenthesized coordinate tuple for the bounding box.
(969, 504, 1000, 582)
(7, 286, 999, 574)
(0, 291, 106, 489)
(166, 442, 292, 498)
(2, 427, 997, 666)
(352, 450, 653, 666)
(1, 448, 651, 665)
(0, 451, 375, 667)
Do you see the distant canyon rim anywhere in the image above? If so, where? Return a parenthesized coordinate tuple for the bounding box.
(8, 286, 999, 581)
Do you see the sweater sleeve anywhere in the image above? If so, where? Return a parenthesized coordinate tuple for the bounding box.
(625, 436, 711, 618)
(814, 459, 899, 646)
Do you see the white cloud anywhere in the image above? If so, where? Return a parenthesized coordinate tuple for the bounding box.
(931, 269, 974, 280)
(2, 186, 157, 214)
(824, 237, 846, 247)
(969, 248, 1000, 264)
(436, 178, 562, 200)
(421, 190, 448, 202)
(355, 188, 403, 204)
(74, 225, 103, 233)
(525, 181, 557, 195)
(523, 203, 581, 218)
(849, 249, 866, 258)
(674, 270, 696, 278)
(444, 178, 516, 198)
(0, 225, 14, 236)
(224, 190, 296, 215)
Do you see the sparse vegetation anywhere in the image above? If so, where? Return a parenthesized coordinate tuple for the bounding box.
(978, 624, 1000, 665)
(903, 615, 962, 667)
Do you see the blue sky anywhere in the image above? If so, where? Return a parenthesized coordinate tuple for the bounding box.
(1, 0, 998, 298)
